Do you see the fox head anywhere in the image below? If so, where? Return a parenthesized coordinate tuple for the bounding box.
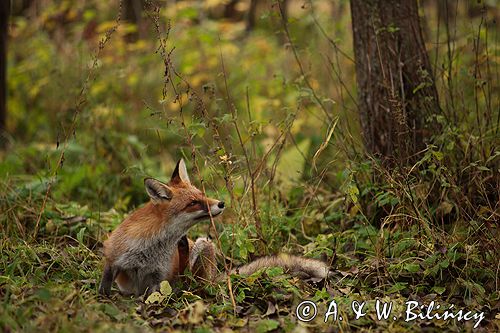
(143, 159, 225, 231)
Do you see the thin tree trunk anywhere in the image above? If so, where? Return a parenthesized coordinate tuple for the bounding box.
(0, 0, 9, 147)
(11, 0, 32, 16)
(124, 0, 143, 42)
(223, 0, 239, 19)
(246, 0, 258, 31)
(350, 0, 440, 164)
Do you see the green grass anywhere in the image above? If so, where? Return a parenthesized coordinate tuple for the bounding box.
(1, 194, 498, 331)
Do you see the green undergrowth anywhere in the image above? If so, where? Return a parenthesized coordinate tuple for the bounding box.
(1, 185, 498, 332)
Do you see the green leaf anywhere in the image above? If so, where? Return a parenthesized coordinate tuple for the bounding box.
(413, 82, 427, 94)
(255, 319, 279, 333)
(266, 267, 284, 278)
(35, 288, 51, 301)
(404, 263, 420, 273)
(432, 286, 446, 295)
(347, 184, 360, 204)
(245, 269, 264, 284)
(432, 151, 444, 161)
(439, 259, 449, 268)
(239, 246, 248, 259)
(101, 303, 121, 319)
(387, 282, 408, 294)
(76, 227, 86, 244)
(189, 122, 206, 137)
(220, 113, 233, 123)
(422, 254, 438, 267)
(227, 318, 247, 328)
(393, 239, 416, 257)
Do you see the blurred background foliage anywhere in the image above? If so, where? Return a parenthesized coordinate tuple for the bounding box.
(0, 0, 499, 331)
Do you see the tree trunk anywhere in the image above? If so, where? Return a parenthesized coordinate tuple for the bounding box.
(350, 0, 440, 164)
(0, 0, 9, 147)
(123, 0, 143, 42)
(223, 0, 239, 19)
(246, 0, 259, 31)
(11, 0, 32, 16)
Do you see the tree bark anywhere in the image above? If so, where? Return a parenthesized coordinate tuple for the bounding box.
(246, 0, 259, 31)
(123, 0, 143, 42)
(350, 0, 440, 164)
(223, 0, 239, 19)
(0, 0, 9, 146)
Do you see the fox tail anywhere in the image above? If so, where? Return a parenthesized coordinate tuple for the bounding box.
(230, 253, 331, 280)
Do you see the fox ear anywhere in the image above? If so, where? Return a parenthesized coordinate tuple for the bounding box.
(170, 159, 191, 185)
(144, 178, 173, 201)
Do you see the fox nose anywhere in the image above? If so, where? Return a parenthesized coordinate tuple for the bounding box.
(218, 201, 225, 209)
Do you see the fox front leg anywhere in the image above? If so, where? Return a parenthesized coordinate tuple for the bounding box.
(98, 263, 116, 296)
(137, 270, 162, 298)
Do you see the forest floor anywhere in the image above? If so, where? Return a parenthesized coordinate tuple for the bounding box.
(1, 192, 498, 332)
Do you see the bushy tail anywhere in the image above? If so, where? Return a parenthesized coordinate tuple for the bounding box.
(229, 253, 331, 280)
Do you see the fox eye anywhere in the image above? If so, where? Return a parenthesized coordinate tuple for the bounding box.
(188, 200, 198, 207)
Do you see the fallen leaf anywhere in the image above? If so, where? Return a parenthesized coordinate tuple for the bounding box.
(263, 301, 276, 317)
(159, 280, 172, 296)
(145, 292, 163, 304)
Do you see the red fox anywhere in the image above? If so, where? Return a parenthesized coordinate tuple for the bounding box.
(99, 159, 330, 297)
